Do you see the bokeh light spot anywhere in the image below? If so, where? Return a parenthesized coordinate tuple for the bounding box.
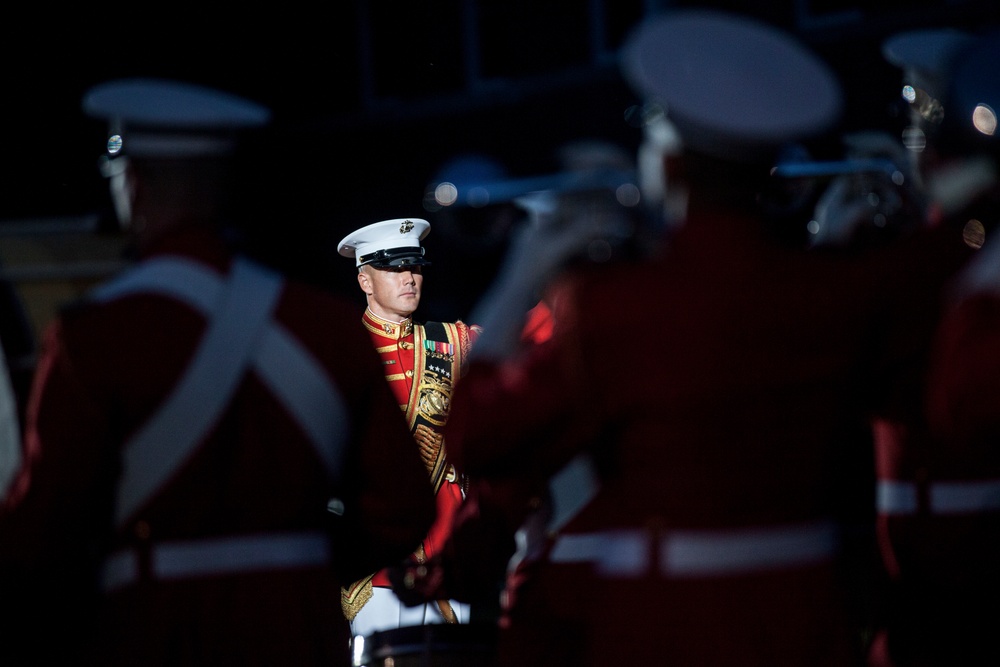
(902, 126, 926, 153)
(962, 219, 986, 249)
(615, 183, 641, 207)
(434, 182, 458, 207)
(972, 104, 997, 136)
(587, 239, 613, 263)
(467, 187, 492, 208)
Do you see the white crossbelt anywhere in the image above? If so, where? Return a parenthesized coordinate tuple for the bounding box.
(549, 520, 838, 578)
(91, 257, 350, 527)
(877, 478, 1000, 515)
(101, 531, 331, 592)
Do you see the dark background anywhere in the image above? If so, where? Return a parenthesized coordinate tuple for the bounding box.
(4, 1, 998, 217)
(1, 0, 998, 322)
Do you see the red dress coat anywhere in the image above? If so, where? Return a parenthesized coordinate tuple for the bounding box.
(340, 309, 479, 621)
(0, 224, 435, 667)
(444, 199, 972, 667)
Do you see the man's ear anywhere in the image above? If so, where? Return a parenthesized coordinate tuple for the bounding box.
(357, 269, 372, 295)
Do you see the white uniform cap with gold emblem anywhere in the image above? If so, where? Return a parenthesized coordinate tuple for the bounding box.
(620, 9, 843, 163)
(82, 77, 271, 161)
(337, 218, 432, 268)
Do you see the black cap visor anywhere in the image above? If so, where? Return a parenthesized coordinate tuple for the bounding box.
(360, 246, 431, 268)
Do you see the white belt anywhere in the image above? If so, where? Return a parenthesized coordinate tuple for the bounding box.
(549, 521, 838, 578)
(877, 479, 1000, 515)
(101, 531, 331, 592)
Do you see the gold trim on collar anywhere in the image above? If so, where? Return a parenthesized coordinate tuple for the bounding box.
(363, 308, 414, 338)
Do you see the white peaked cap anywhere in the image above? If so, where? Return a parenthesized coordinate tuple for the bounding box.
(620, 9, 843, 163)
(337, 218, 432, 268)
(82, 77, 271, 159)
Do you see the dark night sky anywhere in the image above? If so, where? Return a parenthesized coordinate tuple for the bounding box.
(0, 0, 994, 343)
(1, 0, 998, 305)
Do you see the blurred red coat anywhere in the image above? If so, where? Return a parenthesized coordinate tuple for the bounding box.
(340, 308, 479, 626)
(445, 200, 973, 667)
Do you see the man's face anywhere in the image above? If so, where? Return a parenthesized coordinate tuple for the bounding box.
(358, 264, 423, 321)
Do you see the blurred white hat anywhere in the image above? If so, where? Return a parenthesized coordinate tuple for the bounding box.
(620, 9, 843, 163)
(82, 77, 271, 160)
(882, 28, 976, 103)
(338, 218, 432, 268)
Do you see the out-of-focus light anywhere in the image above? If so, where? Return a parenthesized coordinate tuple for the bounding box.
(902, 85, 916, 103)
(807, 220, 820, 235)
(963, 218, 986, 249)
(902, 126, 926, 153)
(434, 182, 458, 207)
(107, 134, 123, 154)
(587, 239, 613, 263)
(466, 186, 492, 208)
(616, 183, 641, 207)
(891, 170, 905, 186)
(972, 104, 997, 136)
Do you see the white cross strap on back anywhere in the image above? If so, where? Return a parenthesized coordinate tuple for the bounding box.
(92, 256, 350, 526)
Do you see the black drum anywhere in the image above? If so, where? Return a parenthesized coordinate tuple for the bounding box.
(356, 623, 498, 667)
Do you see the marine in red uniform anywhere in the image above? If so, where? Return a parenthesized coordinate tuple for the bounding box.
(871, 31, 1000, 667)
(337, 218, 480, 638)
(920, 238, 1000, 667)
(791, 30, 986, 665)
(438, 11, 975, 667)
(0, 79, 435, 667)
